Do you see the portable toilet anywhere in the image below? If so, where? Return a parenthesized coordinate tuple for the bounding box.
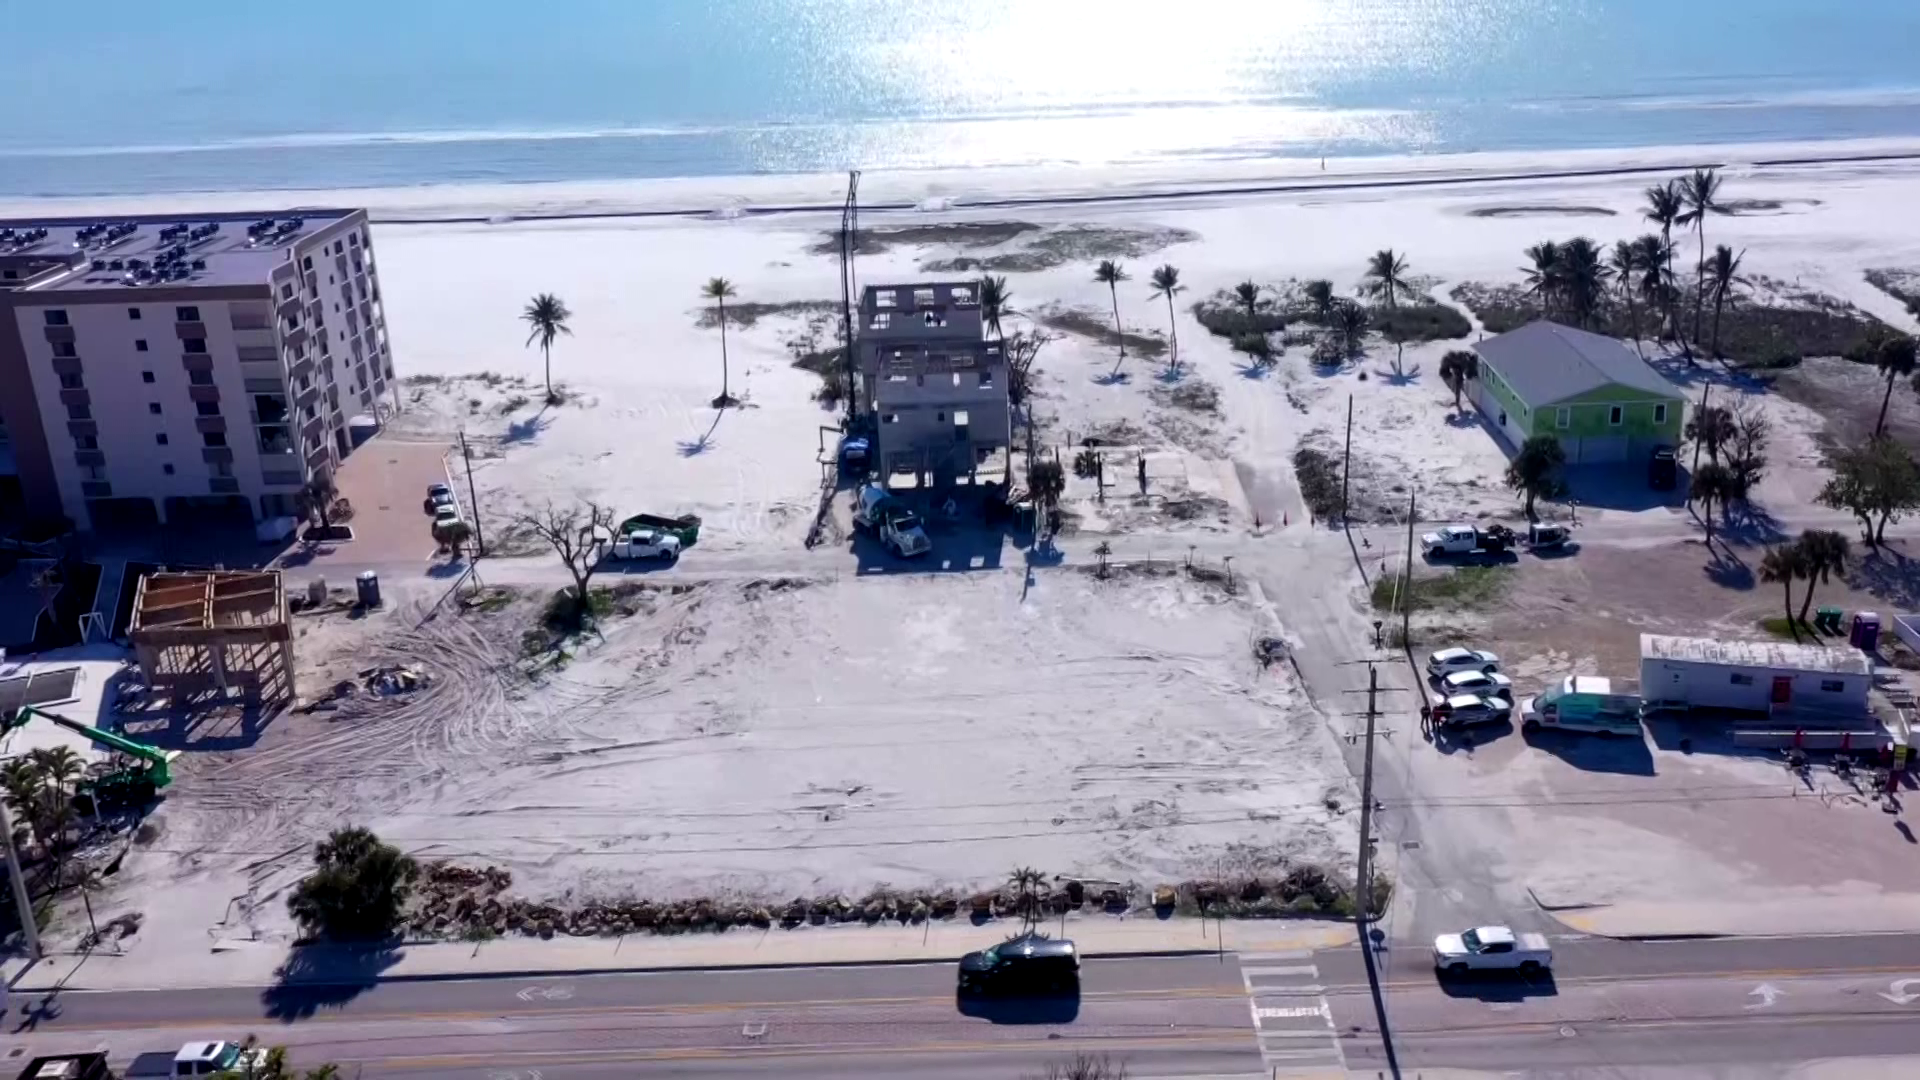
(1851, 612, 1881, 651)
(356, 570, 382, 609)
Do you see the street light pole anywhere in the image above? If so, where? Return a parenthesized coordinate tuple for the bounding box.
(0, 796, 42, 962)
(458, 430, 485, 557)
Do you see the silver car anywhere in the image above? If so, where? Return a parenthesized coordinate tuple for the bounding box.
(1426, 647, 1500, 677)
(1434, 693, 1512, 728)
(1441, 669, 1514, 699)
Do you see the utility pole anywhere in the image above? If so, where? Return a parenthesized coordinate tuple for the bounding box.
(0, 795, 41, 962)
(1341, 393, 1354, 523)
(458, 430, 485, 557)
(1342, 659, 1405, 1079)
(1401, 490, 1416, 647)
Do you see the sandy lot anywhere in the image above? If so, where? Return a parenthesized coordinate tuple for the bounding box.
(114, 567, 1353, 939)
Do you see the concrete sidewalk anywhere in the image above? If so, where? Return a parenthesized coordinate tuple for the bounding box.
(1546, 893, 1920, 939)
(5, 915, 1356, 993)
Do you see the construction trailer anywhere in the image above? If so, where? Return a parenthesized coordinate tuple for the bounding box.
(1639, 633, 1871, 719)
(129, 571, 294, 706)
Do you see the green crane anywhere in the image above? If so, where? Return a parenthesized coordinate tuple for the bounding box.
(3, 705, 179, 812)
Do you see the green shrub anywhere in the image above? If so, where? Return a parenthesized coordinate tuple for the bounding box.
(1292, 447, 1343, 520)
(1371, 303, 1471, 342)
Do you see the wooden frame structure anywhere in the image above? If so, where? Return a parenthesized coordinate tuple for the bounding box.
(129, 571, 294, 705)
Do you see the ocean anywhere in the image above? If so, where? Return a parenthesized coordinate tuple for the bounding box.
(4, 0, 1919, 197)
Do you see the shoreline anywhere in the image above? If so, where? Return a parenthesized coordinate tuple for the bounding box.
(6, 135, 1920, 223)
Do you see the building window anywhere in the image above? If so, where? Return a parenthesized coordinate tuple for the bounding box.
(954, 410, 970, 426)
(162, 464, 175, 475)
(188, 370, 215, 386)
(196, 400, 220, 417)
(51, 341, 76, 358)
(176, 305, 200, 322)
(203, 431, 227, 448)
(1730, 673, 1755, 686)
(135, 339, 149, 352)
(127, 307, 142, 320)
(43, 310, 69, 326)
(882, 413, 898, 424)
(142, 370, 155, 383)
(156, 434, 169, 446)
(75, 434, 98, 450)
(211, 459, 234, 479)
(1498, 411, 1507, 426)
(1821, 679, 1846, 693)
(349, 231, 360, 248)
(875, 289, 896, 309)
(1609, 405, 1623, 426)
(302, 256, 313, 271)
(67, 403, 90, 421)
(870, 312, 891, 330)
(1555, 407, 1570, 429)
(281, 282, 294, 299)
(1654, 403, 1668, 425)
(979, 371, 994, 390)
(936, 412, 946, 422)
(183, 338, 207, 354)
(59, 373, 83, 390)
(81, 465, 106, 481)
(149, 402, 162, 415)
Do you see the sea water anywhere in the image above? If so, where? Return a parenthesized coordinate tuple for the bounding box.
(2, 0, 1917, 196)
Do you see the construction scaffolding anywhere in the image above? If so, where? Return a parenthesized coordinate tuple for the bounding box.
(129, 571, 294, 706)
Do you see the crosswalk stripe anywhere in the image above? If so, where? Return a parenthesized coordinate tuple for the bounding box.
(1237, 948, 1316, 962)
(1240, 963, 1319, 978)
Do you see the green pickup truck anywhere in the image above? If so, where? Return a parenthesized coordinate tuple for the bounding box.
(618, 512, 701, 548)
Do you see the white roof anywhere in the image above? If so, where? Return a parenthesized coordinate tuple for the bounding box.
(1640, 634, 1871, 677)
(1474, 925, 1517, 944)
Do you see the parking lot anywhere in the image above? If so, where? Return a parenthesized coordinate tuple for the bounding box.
(326, 434, 455, 563)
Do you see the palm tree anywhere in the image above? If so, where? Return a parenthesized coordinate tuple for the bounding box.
(1148, 265, 1185, 373)
(1759, 544, 1807, 640)
(979, 275, 1012, 341)
(1608, 240, 1644, 356)
(28, 745, 82, 883)
(1332, 300, 1370, 357)
(1690, 461, 1738, 548)
(520, 293, 572, 404)
(1363, 249, 1410, 311)
(1439, 349, 1480, 411)
(1794, 529, 1852, 629)
(1008, 865, 1046, 920)
(1303, 279, 1336, 324)
(1521, 241, 1564, 319)
(1704, 245, 1748, 361)
(699, 278, 739, 407)
(1233, 280, 1262, 326)
(1676, 167, 1725, 350)
(1643, 181, 1683, 282)
(1, 758, 42, 846)
(1094, 260, 1130, 376)
(1559, 237, 1609, 329)
(1874, 334, 1919, 437)
(1632, 234, 1674, 345)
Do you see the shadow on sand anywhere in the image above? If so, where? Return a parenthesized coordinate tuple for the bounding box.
(1520, 724, 1655, 776)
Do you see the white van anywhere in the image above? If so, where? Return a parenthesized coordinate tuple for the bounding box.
(1521, 675, 1643, 736)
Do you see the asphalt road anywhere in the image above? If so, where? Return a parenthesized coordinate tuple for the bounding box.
(1319, 933, 1920, 1075)
(7, 955, 1271, 1079)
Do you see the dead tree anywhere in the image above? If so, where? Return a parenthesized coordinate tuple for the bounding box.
(515, 500, 616, 627)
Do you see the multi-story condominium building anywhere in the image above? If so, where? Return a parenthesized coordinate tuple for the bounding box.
(0, 209, 394, 532)
(856, 281, 1010, 484)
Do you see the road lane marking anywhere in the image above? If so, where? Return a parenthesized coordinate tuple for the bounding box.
(374, 1032, 1254, 1069)
(1746, 983, 1784, 1009)
(1254, 1005, 1330, 1021)
(1880, 978, 1920, 1005)
(1241, 964, 1319, 978)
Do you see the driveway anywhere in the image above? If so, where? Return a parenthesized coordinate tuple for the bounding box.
(327, 434, 455, 564)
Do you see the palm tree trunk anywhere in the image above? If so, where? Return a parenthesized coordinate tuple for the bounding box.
(718, 300, 731, 404)
(543, 342, 552, 400)
(1164, 294, 1178, 371)
(1798, 574, 1820, 627)
(1783, 579, 1798, 640)
(1693, 229, 1708, 348)
(1108, 284, 1125, 376)
(1711, 294, 1725, 361)
(1702, 495, 1715, 548)
(1625, 289, 1643, 358)
(1878, 372, 1896, 437)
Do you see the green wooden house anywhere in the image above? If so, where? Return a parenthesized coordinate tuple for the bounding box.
(1469, 321, 1686, 464)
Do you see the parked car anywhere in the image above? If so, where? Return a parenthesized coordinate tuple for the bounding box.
(1648, 446, 1678, 491)
(15, 1054, 114, 1080)
(1440, 670, 1514, 700)
(1525, 522, 1570, 550)
(1426, 648, 1500, 678)
(1431, 693, 1512, 728)
(610, 527, 681, 562)
(425, 483, 456, 514)
(168, 1042, 269, 1078)
(1432, 925, 1552, 976)
(880, 512, 932, 557)
(432, 504, 463, 529)
(957, 935, 1080, 996)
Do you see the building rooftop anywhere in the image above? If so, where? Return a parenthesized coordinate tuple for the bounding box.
(1474, 320, 1685, 406)
(859, 281, 985, 343)
(0, 209, 359, 293)
(1640, 633, 1872, 677)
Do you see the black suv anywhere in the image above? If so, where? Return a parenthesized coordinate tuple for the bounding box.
(957, 935, 1080, 996)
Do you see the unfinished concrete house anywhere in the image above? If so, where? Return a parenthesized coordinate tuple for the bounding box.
(129, 570, 293, 705)
(858, 282, 1010, 485)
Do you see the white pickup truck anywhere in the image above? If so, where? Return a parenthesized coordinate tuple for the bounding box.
(609, 527, 682, 562)
(1432, 925, 1552, 975)
(1421, 524, 1515, 559)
